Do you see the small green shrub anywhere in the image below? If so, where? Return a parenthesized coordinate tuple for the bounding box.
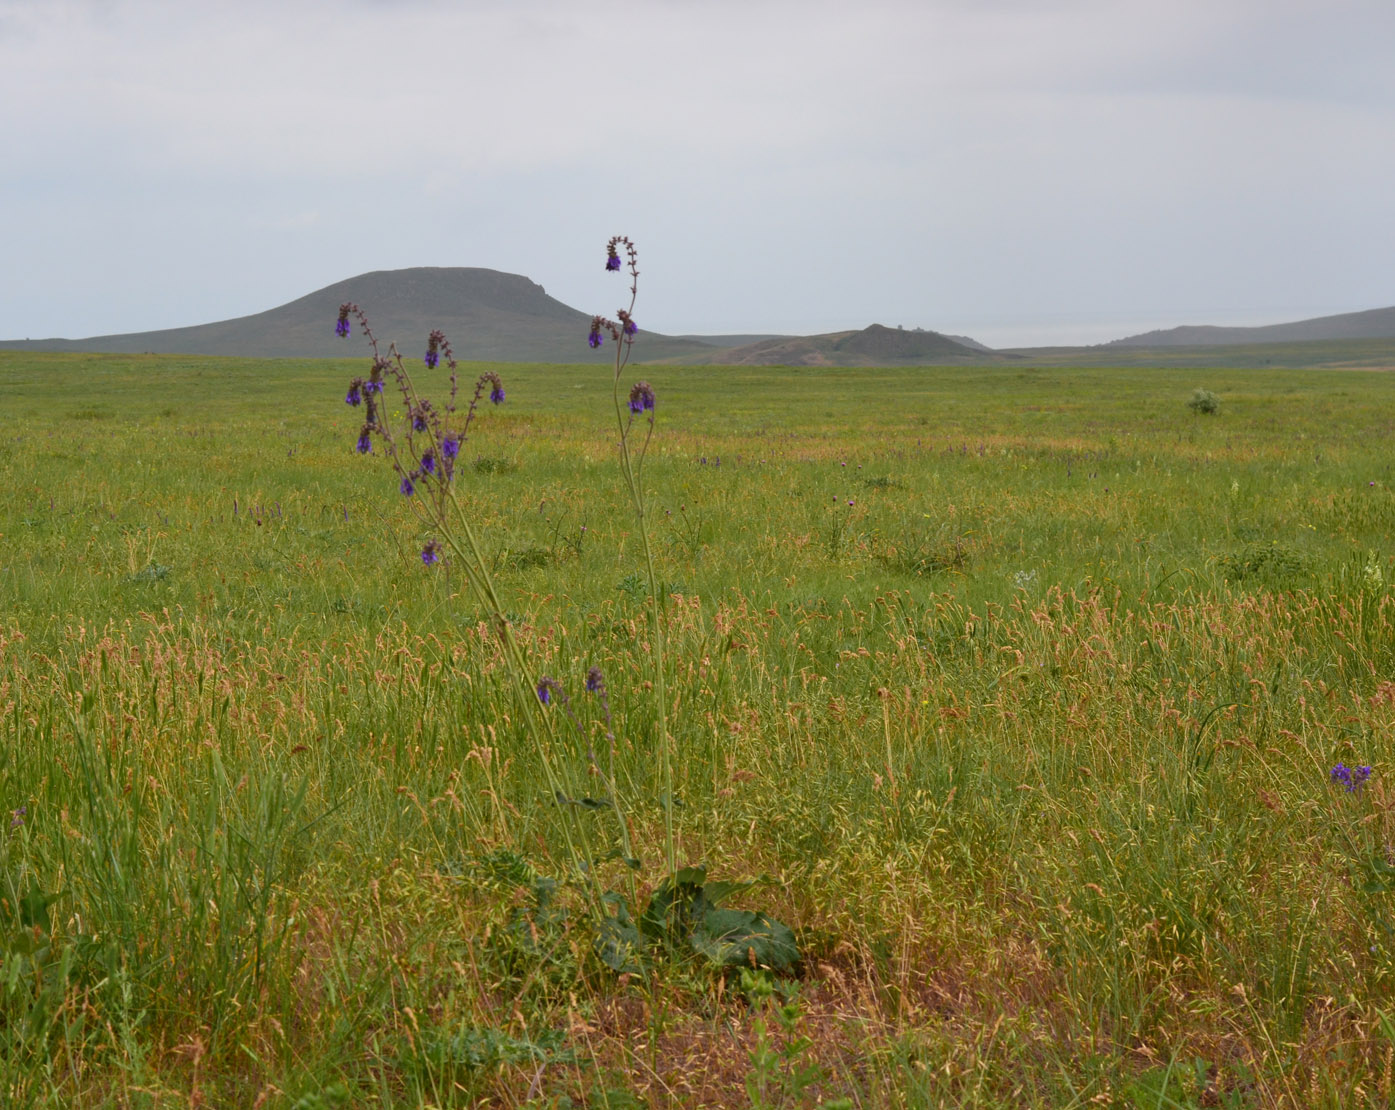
(1216, 540, 1308, 585)
(1187, 388, 1220, 415)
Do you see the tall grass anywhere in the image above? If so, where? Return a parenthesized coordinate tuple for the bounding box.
(0, 350, 1392, 1106)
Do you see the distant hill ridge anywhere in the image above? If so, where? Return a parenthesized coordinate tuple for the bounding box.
(1109, 304, 1395, 347)
(0, 268, 1004, 365)
(0, 267, 719, 363)
(696, 323, 1005, 366)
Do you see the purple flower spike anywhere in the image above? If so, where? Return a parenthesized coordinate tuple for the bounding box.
(356, 429, 372, 454)
(623, 318, 638, 337)
(424, 350, 439, 369)
(1331, 763, 1373, 792)
(345, 384, 362, 406)
(585, 666, 605, 694)
(335, 317, 350, 338)
(628, 381, 656, 414)
(537, 681, 552, 706)
(442, 435, 460, 460)
(588, 328, 603, 350)
(400, 476, 415, 497)
(490, 384, 505, 405)
(421, 540, 441, 566)
(420, 451, 436, 476)
(606, 253, 622, 272)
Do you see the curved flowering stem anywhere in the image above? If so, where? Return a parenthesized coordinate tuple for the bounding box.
(593, 238, 676, 877)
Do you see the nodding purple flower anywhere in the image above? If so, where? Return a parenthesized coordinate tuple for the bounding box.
(10, 805, 26, 829)
(420, 451, 436, 476)
(588, 324, 604, 350)
(345, 384, 362, 407)
(421, 540, 441, 566)
(424, 329, 445, 369)
(441, 435, 460, 461)
(335, 309, 351, 338)
(364, 378, 384, 395)
(628, 381, 656, 414)
(1331, 763, 1373, 792)
(606, 251, 622, 272)
(412, 411, 428, 433)
(356, 429, 373, 454)
(535, 675, 568, 708)
(585, 666, 605, 694)
(623, 318, 638, 337)
(490, 383, 505, 405)
(400, 475, 415, 497)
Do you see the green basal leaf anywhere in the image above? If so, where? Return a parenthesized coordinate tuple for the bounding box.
(639, 866, 710, 940)
(691, 907, 799, 971)
(701, 878, 754, 907)
(595, 895, 646, 975)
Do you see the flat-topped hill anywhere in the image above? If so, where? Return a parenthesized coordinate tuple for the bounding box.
(0, 267, 719, 363)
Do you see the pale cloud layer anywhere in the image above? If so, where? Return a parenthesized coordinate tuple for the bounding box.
(3, 0, 1393, 347)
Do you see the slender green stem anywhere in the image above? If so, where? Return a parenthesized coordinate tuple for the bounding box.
(435, 486, 604, 897)
(612, 376, 675, 877)
(390, 355, 604, 899)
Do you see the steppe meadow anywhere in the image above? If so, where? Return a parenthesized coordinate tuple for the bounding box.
(1, 339, 1393, 1107)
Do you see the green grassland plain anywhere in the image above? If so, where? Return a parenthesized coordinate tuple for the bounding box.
(0, 350, 1393, 1107)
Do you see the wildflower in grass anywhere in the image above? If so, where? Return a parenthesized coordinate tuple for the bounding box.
(421, 540, 441, 566)
(628, 381, 656, 415)
(400, 475, 415, 496)
(345, 383, 362, 406)
(586, 664, 615, 740)
(420, 450, 436, 476)
(442, 435, 460, 460)
(491, 382, 505, 405)
(1331, 763, 1373, 792)
(589, 235, 678, 874)
(424, 329, 444, 370)
(356, 429, 372, 454)
(536, 676, 566, 706)
(10, 805, 25, 829)
(335, 306, 351, 338)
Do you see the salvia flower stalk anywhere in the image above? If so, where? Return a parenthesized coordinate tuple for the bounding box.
(336, 302, 602, 889)
(590, 236, 676, 876)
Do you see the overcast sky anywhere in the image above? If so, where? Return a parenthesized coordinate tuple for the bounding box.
(3, 0, 1393, 348)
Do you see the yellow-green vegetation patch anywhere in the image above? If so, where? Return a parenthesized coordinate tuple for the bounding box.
(1, 347, 1393, 1106)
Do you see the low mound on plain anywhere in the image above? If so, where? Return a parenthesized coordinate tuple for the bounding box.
(696, 323, 1008, 366)
(1109, 304, 1395, 347)
(0, 268, 720, 363)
